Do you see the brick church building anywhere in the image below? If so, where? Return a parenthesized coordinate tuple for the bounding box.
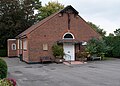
(8, 5, 100, 63)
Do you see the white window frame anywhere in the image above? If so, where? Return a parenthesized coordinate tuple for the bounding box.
(63, 32, 75, 39)
(18, 39, 19, 49)
(23, 40, 27, 50)
(43, 44, 48, 51)
(20, 40, 22, 49)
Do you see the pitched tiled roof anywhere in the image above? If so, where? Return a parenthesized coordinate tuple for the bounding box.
(16, 11, 59, 38)
(16, 5, 78, 38)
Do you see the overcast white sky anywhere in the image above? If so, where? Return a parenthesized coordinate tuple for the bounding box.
(41, 0, 120, 35)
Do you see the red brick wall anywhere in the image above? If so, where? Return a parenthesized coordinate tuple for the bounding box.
(22, 38, 29, 62)
(7, 39, 17, 57)
(17, 39, 21, 56)
(26, 13, 100, 62)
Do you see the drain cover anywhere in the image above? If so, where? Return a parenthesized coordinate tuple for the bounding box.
(50, 68, 56, 70)
(14, 71, 22, 74)
(38, 66, 43, 68)
(88, 66, 97, 68)
(13, 71, 23, 76)
(25, 66, 32, 68)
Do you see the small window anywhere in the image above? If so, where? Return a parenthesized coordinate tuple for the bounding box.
(64, 34, 73, 39)
(63, 32, 75, 39)
(43, 44, 48, 51)
(11, 43, 16, 50)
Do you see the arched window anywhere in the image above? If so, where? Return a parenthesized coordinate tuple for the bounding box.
(11, 43, 16, 50)
(63, 32, 75, 39)
(64, 34, 73, 38)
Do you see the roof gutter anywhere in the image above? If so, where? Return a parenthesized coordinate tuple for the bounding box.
(15, 35, 27, 39)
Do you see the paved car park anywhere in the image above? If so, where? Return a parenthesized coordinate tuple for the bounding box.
(2, 57, 120, 86)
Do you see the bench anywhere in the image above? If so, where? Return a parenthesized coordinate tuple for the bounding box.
(40, 56, 53, 63)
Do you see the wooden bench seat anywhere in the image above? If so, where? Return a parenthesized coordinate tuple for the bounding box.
(40, 56, 53, 63)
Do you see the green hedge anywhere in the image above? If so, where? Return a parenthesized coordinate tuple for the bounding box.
(0, 58, 8, 79)
(0, 49, 7, 57)
(104, 36, 120, 57)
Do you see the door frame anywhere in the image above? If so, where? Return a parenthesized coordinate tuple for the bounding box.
(63, 43, 75, 61)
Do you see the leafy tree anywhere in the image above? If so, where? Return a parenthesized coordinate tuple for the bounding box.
(112, 36, 120, 57)
(87, 21, 106, 36)
(114, 28, 120, 36)
(21, 0, 41, 24)
(0, 0, 21, 48)
(108, 33, 114, 37)
(0, 0, 41, 48)
(104, 36, 120, 57)
(37, 1, 64, 20)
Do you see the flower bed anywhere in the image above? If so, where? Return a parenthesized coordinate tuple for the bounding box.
(0, 78, 16, 86)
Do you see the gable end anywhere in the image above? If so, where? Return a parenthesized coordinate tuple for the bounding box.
(60, 5, 79, 15)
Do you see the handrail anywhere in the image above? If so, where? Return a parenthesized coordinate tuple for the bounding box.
(64, 54, 71, 64)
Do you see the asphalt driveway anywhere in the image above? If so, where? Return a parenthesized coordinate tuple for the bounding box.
(2, 57, 120, 86)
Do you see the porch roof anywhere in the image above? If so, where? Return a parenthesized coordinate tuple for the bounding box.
(57, 39, 81, 44)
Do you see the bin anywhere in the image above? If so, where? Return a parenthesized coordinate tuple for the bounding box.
(19, 54, 22, 61)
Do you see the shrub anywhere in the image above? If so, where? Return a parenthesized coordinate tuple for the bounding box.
(85, 38, 111, 58)
(52, 44, 64, 58)
(0, 58, 8, 79)
(76, 51, 88, 62)
(0, 49, 7, 57)
(0, 78, 16, 86)
(6, 78, 16, 86)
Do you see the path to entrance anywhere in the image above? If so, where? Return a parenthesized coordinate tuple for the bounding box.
(3, 57, 120, 86)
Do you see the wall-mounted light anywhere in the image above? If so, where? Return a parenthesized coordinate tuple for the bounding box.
(58, 13, 62, 17)
(82, 41, 87, 46)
